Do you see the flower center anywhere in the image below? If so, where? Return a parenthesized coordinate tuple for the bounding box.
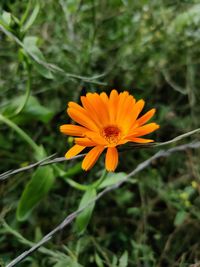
(102, 125, 121, 144)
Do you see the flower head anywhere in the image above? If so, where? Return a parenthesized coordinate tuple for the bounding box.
(60, 90, 159, 171)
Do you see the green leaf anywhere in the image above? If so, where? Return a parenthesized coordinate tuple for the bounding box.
(34, 145, 47, 161)
(119, 251, 128, 267)
(168, 4, 200, 33)
(16, 165, 55, 221)
(1, 11, 11, 26)
(174, 210, 187, 226)
(95, 253, 104, 267)
(2, 95, 54, 124)
(99, 172, 127, 189)
(76, 188, 96, 233)
(53, 259, 83, 267)
(33, 61, 54, 79)
(23, 36, 54, 79)
(23, 2, 40, 32)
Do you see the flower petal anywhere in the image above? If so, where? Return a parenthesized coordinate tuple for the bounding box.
(68, 101, 101, 129)
(85, 93, 110, 125)
(80, 96, 101, 127)
(65, 145, 85, 159)
(86, 131, 108, 146)
(105, 147, 118, 172)
(136, 108, 156, 126)
(128, 123, 160, 138)
(117, 95, 136, 130)
(128, 137, 154, 143)
(116, 91, 129, 123)
(75, 137, 96, 147)
(82, 146, 105, 171)
(100, 92, 109, 105)
(127, 99, 145, 130)
(60, 124, 86, 136)
(67, 107, 99, 132)
(109, 89, 119, 123)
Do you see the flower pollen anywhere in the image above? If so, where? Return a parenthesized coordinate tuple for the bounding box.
(102, 125, 121, 144)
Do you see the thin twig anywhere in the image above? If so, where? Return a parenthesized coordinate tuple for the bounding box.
(5, 141, 200, 267)
(0, 25, 106, 85)
(0, 128, 199, 181)
(161, 69, 187, 95)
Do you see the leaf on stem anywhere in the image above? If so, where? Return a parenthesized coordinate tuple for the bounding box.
(76, 188, 96, 233)
(16, 165, 55, 221)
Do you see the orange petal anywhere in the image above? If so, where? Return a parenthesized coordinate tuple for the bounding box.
(128, 137, 154, 143)
(124, 99, 145, 134)
(86, 131, 107, 146)
(105, 147, 118, 172)
(108, 89, 119, 123)
(75, 137, 96, 147)
(68, 101, 84, 110)
(86, 93, 109, 125)
(65, 145, 85, 159)
(100, 92, 109, 105)
(68, 101, 91, 119)
(128, 123, 160, 138)
(136, 108, 156, 126)
(81, 96, 104, 127)
(60, 124, 86, 136)
(109, 89, 118, 97)
(82, 146, 104, 171)
(116, 91, 129, 122)
(130, 99, 145, 124)
(117, 95, 136, 130)
(67, 107, 99, 132)
(68, 101, 101, 128)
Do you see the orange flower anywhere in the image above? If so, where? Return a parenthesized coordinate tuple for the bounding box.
(60, 90, 159, 172)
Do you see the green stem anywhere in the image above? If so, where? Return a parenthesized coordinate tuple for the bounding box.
(20, 0, 32, 26)
(8, 63, 31, 119)
(92, 169, 108, 189)
(0, 114, 39, 153)
(13, 63, 31, 117)
(1, 220, 59, 258)
(63, 169, 108, 191)
(65, 178, 90, 191)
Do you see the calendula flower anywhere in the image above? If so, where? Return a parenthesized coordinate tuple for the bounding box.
(60, 90, 159, 172)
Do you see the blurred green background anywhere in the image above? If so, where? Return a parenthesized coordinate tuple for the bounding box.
(0, 0, 200, 266)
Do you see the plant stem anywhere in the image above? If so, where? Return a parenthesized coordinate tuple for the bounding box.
(0, 114, 39, 153)
(63, 169, 108, 191)
(12, 63, 32, 117)
(92, 169, 108, 189)
(65, 177, 91, 191)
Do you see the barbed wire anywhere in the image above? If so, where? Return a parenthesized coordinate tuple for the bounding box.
(0, 153, 86, 181)
(5, 141, 200, 267)
(1, 128, 200, 181)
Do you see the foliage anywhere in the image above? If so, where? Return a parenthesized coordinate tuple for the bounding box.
(0, 0, 200, 266)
